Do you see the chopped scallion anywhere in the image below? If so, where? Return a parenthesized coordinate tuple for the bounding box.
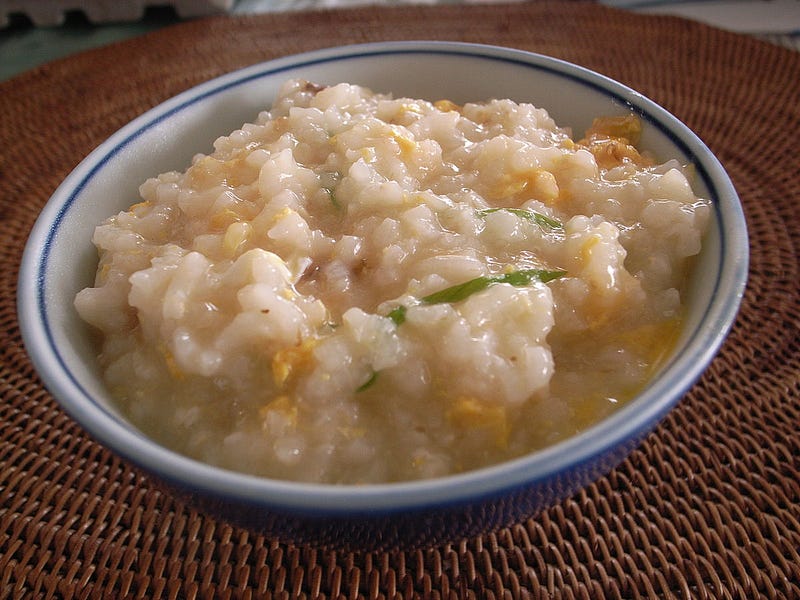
(477, 207, 562, 229)
(324, 186, 340, 209)
(356, 370, 378, 392)
(387, 305, 408, 326)
(420, 269, 566, 305)
(384, 269, 565, 326)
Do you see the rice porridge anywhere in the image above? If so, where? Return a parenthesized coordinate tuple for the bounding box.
(75, 79, 710, 483)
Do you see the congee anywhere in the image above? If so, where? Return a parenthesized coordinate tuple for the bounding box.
(75, 79, 710, 483)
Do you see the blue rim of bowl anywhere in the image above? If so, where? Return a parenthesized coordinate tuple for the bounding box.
(19, 41, 748, 516)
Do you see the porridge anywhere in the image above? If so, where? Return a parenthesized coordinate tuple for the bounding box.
(75, 79, 710, 483)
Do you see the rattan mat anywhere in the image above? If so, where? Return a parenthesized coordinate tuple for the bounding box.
(1, 1, 799, 598)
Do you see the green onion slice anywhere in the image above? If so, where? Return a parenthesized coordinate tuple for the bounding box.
(384, 269, 565, 326)
(356, 370, 378, 392)
(420, 268, 566, 305)
(477, 207, 562, 229)
(324, 186, 340, 209)
(387, 305, 408, 326)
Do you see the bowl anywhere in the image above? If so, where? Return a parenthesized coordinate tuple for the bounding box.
(17, 41, 748, 550)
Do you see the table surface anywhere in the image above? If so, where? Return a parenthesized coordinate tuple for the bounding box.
(2, 0, 800, 81)
(1, 1, 799, 598)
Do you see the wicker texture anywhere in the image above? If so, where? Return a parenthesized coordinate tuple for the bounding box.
(1, 1, 799, 597)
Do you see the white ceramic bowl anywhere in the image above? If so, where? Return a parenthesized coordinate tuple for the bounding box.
(18, 41, 748, 550)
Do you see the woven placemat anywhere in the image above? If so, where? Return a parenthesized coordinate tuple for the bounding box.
(2, 1, 799, 597)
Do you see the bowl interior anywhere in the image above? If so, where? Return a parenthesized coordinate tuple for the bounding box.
(19, 41, 746, 511)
